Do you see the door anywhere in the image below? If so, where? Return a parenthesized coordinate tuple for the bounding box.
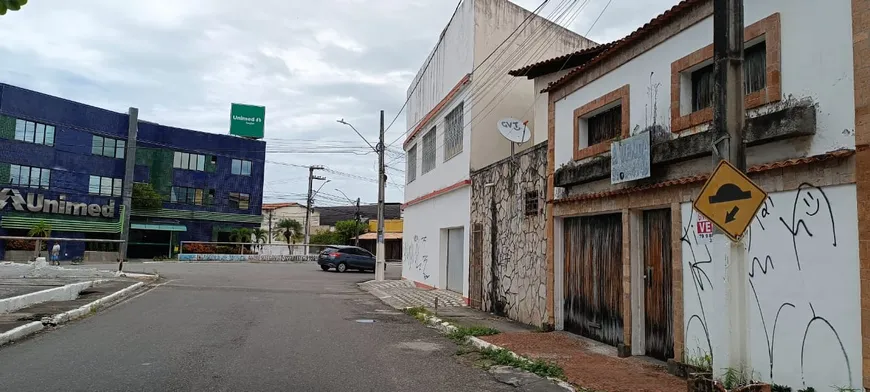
(563, 214, 623, 347)
(446, 228, 465, 293)
(643, 209, 674, 361)
(359, 249, 375, 270)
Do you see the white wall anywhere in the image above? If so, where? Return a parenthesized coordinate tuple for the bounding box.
(553, 1, 855, 169)
(261, 206, 319, 239)
(402, 186, 471, 295)
(681, 184, 861, 390)
(531, 69, 573, 146)
(470, 0, 595, 170)
(404, 89, 472, 202)
(406, 0, 474, 130)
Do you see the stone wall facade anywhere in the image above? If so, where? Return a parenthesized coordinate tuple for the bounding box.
(470, 142, 548, 327)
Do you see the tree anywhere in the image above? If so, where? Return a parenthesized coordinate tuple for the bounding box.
(308, 230, 343, 246)
(132, 183, 162, 210)
(0, 0, 28, 16)
(273, 218, 303, 244)
(251, 228, 268, 244)
(334, 219, 369, 245)
(28, 220, 51, 238)
(229, 227, 252, 253)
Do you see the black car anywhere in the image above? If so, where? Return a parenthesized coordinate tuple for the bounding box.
(317, 245, 381, 273)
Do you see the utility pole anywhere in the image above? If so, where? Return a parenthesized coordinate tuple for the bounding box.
(712, 0, 748, 377)
(354, 197, 361, 247)
(375, 110, 386, 281)
(118, 107, 138, 272)
(268, 209, 273, 244)
(304, 165, 325, 255)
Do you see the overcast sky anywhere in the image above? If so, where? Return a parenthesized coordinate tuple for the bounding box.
(0, 0, 676, 206)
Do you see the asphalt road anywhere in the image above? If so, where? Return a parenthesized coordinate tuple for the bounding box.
(0, 262, 513, 392)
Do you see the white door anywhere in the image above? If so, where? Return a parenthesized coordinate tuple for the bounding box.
(446, 228, 464, 293)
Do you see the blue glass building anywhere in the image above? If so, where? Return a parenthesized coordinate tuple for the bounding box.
(0, 83, 265, 260)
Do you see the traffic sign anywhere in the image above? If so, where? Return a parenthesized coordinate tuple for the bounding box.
(693, 160, 767, 241)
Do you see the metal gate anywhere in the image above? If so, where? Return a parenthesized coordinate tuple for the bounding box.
(446, 228, 465, 293)
(563, 214, 623, 346)
(643, 209, 674, 361)
(468, 223, 484, 308)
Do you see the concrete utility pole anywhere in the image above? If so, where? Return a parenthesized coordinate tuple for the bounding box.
(354, 197, 361, 247)
(304, 165, 325, 254)
(712, 0, 748, 377)
(118, 107, 138, 272)
(268, 209, 273, 244)
(375, 110, 386, 281)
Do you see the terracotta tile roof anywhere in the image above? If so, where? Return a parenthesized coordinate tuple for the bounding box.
(543, 0, 706, 93)
(552, 150, 855, 204)
(507, 43, 614, 79)
(262, 202, 303, 211)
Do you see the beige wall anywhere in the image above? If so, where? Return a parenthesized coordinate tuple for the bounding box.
(261, 206, 320, 242)
(469, 0, 595, 171)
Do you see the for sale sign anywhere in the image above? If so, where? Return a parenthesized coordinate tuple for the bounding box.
(696, 214, 714, 242)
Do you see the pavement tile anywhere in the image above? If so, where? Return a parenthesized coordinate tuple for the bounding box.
(359, 279, 466, 309)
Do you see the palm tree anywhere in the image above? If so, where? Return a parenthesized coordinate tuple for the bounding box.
(229, 227, 252, 253)
(28, 221, 52, 257)
(273, 218, 303, 253)
(251, 228, 268, 244)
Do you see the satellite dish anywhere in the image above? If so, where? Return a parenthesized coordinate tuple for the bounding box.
(497, 118, 531, 143)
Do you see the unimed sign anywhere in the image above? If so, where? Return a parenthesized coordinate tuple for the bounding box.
(610, 132, 650, 184)
(229, 103, 265, 139)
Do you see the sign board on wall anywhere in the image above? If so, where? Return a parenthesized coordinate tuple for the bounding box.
(230, 103, 265, 139)
(0, 188, 116, 218)
(610, 132, 650, 184)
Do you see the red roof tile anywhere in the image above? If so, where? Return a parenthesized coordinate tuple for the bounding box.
(508, 43, 614, 79)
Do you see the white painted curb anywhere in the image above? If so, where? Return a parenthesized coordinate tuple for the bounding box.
(0, 322, 44, 346)
(0, 279, 107, 314)
(49, 282, 145, 325)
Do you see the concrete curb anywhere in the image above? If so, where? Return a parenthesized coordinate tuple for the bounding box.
(0, 279, 107, 314)
(49, 281, 145, 325)
(412, 311, 575, 392)
(0, 322, 44, 346)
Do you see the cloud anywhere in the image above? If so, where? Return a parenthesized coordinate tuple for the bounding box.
(0, 0, 678, 205)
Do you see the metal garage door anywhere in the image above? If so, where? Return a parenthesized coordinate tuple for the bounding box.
(446, 227, 464, 293)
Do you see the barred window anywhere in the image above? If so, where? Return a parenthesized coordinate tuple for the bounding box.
(421, 127, 436, 174)
(444, 103, 463, 161)
(524, 190, 539, 216)
(586, 105, 622, 146)
(406, 144, 417, 183)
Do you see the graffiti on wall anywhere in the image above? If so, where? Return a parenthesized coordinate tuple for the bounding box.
(178, 253, 318, 262)
(681, 183, 860, 390)
(470, 143, 548, 327)
(403, 235, 430, 280)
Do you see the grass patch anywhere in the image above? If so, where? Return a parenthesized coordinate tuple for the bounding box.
(478, 347, 565, 380)
(402, 306, 431, 322)
(446, 325, 500, 343)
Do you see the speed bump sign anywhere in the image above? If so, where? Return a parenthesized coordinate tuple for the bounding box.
(693, 160, 767, 241)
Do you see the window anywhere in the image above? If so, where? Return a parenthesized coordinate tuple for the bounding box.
(229, 192, 250, 210)
(689, 42, 767, 112)
(9, 165, 50, 189)
(421, 127, 436, 174)
(406, 144, 417, 183)
(173, 151, 207, 171)
(524, 190, 539, 217)
(586, 105, 622, 146)
(91, 135, 126, 159)
(88, 175, 122, 197)
(13, 119, 55, 146)
(444, 103, 463, 161)
(231, 159, 252, 176)
(170, 186, 213, 206)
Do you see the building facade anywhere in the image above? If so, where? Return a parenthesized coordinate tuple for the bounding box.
(0, 84, 265, 261)
(539, 0, 866, 389)
(262, 202, 319, 243)
(402, 0, 595, 298)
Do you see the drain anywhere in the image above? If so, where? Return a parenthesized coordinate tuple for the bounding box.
(355, 319, 376, 323)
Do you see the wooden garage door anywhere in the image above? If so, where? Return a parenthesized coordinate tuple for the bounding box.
(563, 214, 623, 346)
(643, 209, 674, 361)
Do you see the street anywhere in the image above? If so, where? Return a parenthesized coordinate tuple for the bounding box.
(0, 263, 513, 392)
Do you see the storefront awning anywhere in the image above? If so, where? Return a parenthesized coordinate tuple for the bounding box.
(130, 223, 187, 232)
(355, 232, 402, 240)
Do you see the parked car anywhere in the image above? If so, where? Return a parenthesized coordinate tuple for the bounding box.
(317, 245, 383, 273)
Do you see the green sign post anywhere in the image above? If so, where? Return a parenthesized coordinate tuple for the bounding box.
(229, 103, 265, 139)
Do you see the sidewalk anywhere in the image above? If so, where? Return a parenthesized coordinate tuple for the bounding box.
(360, 279, 686, 392)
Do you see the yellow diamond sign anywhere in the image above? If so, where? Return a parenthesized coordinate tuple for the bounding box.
(693, 160, 767, 241)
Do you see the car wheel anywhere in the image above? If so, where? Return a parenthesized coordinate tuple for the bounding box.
(320, 265, 330, 271)
(337, 262, 348, 273)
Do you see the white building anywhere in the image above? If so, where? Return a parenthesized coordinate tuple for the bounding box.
(541, 0, 866, 389)
(261, 203, 319, 243)
(401, 0, 594, 298)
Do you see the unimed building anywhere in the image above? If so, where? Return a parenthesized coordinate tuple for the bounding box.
(0, 84, 265, 261)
